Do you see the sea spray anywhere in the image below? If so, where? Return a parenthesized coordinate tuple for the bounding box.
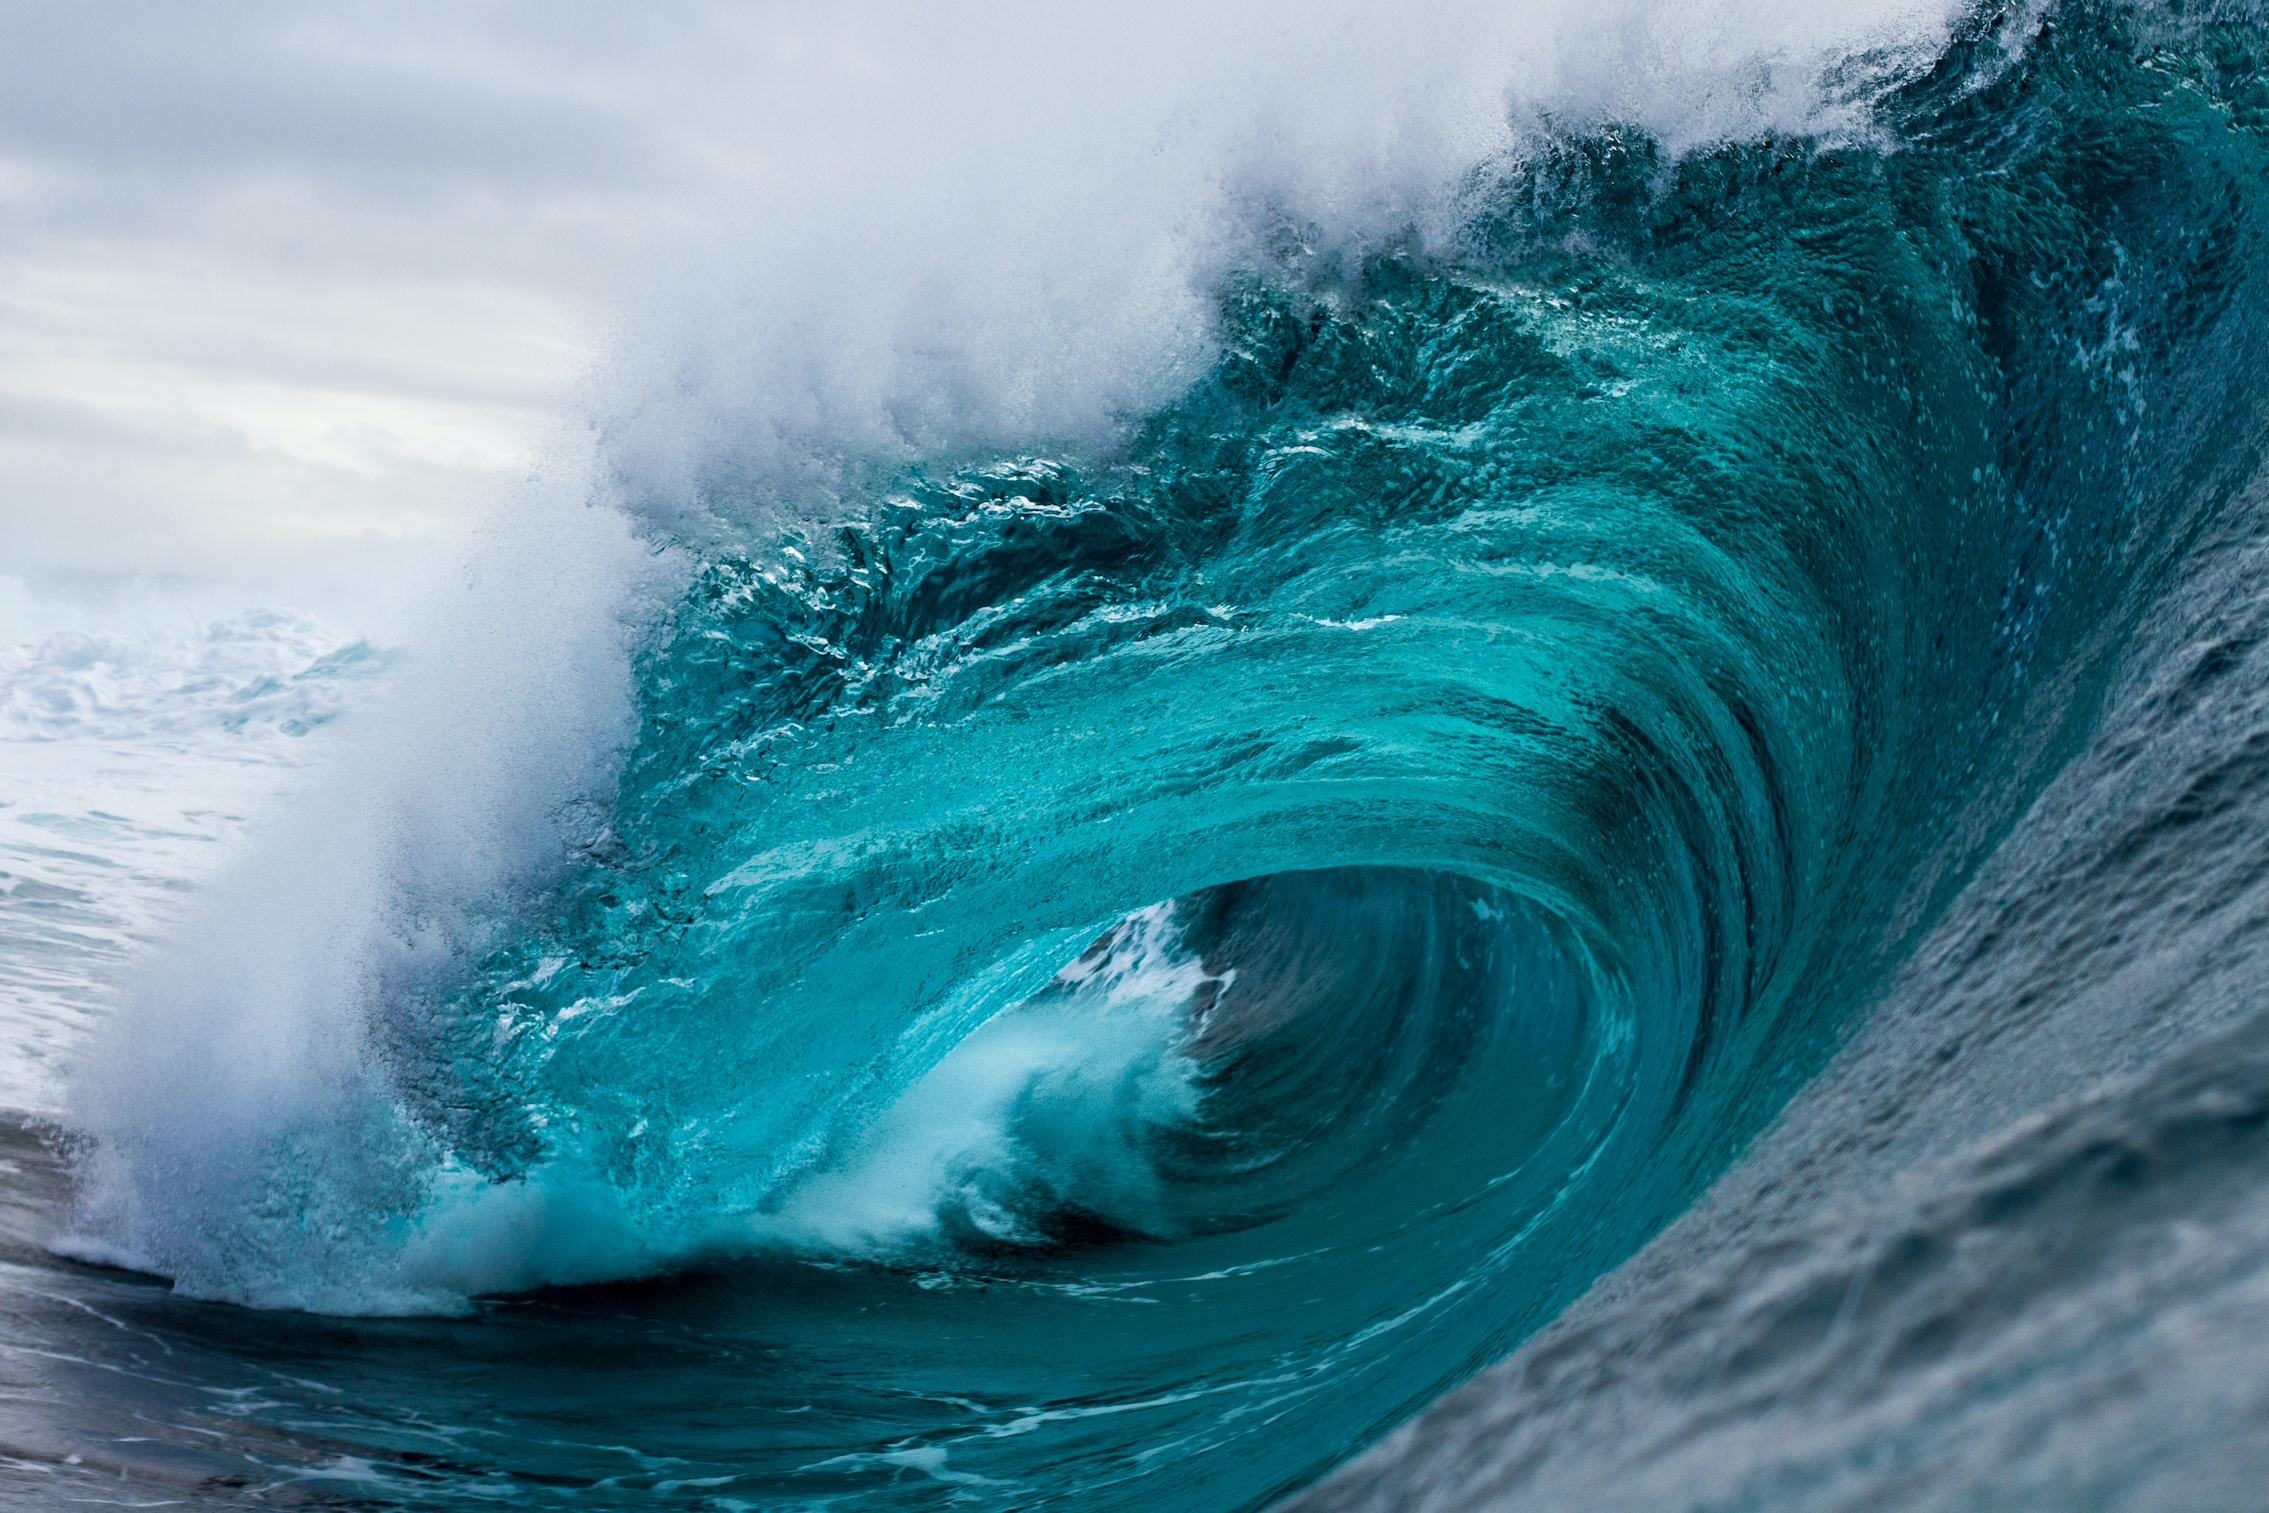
(61, 494, 673, 1310)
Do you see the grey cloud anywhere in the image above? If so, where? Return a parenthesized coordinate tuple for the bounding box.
(0, 1, 677, 192)
(0, 389, 248, 458)
(121, 327, 571, 411)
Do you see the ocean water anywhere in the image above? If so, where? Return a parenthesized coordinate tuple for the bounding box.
(0, 591, 383, 1114)
(5, 0, 2269, 1507)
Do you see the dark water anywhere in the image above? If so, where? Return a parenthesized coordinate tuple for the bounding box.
(17, 1, 2269, 1507)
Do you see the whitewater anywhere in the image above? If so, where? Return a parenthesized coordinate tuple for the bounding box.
(3, 0, 2268, 1506)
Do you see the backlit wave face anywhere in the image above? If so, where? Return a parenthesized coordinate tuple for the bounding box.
(48, 4, 2269, 1508)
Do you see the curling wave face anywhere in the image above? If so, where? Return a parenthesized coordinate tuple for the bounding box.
(35, 2, 2269, 1508)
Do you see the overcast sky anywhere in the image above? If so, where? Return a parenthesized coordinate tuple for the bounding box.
(0, 3, 702, 620)
(0, 0, 1953, 632)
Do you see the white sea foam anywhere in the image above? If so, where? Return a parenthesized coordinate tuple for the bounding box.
(755, 903, 1218, 1257)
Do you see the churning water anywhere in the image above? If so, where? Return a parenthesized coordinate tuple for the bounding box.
(5, 1, 2269, 1507)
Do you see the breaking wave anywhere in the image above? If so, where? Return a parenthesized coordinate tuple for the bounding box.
(32, 2, 2269, 1508)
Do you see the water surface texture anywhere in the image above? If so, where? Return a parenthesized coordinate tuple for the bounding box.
(8, 2, 2269, 1508)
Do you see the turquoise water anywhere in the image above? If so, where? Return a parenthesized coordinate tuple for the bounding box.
(23, 3, 2269, 1507)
